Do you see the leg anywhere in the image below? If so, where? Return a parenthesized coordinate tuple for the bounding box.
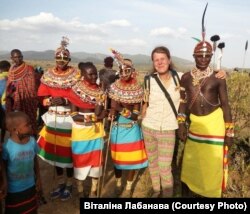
(158, 130, 175, 198)
(181, 182, 191, 197)
(142, 126, 161, 197)
(114, 168, 123, 195)
(60, 167, 74, 201)
(89, 177, 98, 198)
(50, 167, 65, 200)
(120, 170, 135, 198)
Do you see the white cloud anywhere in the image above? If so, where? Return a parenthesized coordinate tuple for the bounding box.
(104, 19, 131, 27)
(109, 38, 146, 46)
(150, 27, 187, 38)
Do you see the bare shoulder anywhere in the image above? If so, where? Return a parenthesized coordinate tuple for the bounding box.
(181, 71, 191, 80)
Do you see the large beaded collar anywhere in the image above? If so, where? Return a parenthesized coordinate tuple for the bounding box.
(108, 78, 143, 104)
(41, 66, 80, 89)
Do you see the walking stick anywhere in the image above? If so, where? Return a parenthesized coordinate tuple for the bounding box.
(51, 104, 58, 200)
(97, 93, 107, 198)
(100, 115, 114, 197)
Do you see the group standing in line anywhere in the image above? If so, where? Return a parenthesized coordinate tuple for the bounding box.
(0, 34, 233, 214)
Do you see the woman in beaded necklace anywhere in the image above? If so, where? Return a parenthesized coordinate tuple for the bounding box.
(108, 57, 148, 198)
(68, 62, 107, 198)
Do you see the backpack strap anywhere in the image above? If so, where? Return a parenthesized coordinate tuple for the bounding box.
(143, 74, 151, 104)
(170, 69, 180, 87)
(151, 74, 178, 117)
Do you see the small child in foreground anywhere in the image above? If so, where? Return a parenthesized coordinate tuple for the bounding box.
(2, 111, 42, 214)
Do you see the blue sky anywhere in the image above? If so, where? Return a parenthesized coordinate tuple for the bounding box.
(0, 0, 249, 68)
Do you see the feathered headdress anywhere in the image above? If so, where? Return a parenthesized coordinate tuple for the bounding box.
(201, 3, 208, 42)
(193, 3, 213, 57)
(217, 42, 225, 70)
(210, 35, 220, 69)
(110, 48, 134, 69)
(55, 36, 70, 58)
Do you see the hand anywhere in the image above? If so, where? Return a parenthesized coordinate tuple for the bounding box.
(215, 69, 227, 79)
(36, 178, 42, 193)
(50, 97, 67, 106)
(114, 102, 123, 112)
(95, 104, 104, 116)
(224, 136, 233, 149)
(72, 114, 84, 123)
(97, 109, 109, 120)
(108, 112, 116, 121)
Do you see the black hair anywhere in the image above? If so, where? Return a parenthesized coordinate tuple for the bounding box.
(10, 49, 22, 57)
(5, 111, 29, 132)
(0, 60, 11, 71)
(104, 56, 114, 68)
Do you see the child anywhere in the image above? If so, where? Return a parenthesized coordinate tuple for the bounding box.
(2, 111, 42, 213)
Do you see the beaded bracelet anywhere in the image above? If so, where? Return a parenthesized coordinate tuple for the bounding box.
(85, 114, 97, 122)
(120, 108, 132, 118)
(177, 113, 187, 124)
(225, 122, 234, 129)
(225, 122, 234, 137)
(132, 109, 140, 115)
(70, 112, 78, 117)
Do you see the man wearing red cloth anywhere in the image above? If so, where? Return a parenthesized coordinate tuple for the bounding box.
(5, 49, 38, 136)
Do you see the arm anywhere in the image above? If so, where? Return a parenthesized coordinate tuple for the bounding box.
(34, 155, 41, 193)
(177, 75, 189, 142)
(131, 103, 140, 121)
(218, 79, 234, 148)
(109, 99, 121, 119)
(141, 102, 147, 119)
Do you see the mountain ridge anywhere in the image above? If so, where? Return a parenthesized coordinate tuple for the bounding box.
(0, 50, 193, 65)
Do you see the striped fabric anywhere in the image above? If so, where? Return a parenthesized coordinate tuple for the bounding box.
(5, 63, 38, 134)
(5, 186, 38, 214)
(142, 125, 175, 194)
(71, 121, 105, 180)
(37, 109, 73, 168)
(111, 116, 148, 170)
(181, 107, 226, 198)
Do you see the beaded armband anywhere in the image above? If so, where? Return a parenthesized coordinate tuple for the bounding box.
(132, 109, 140, 115)
(120, 108, 132, 118)
(70, 111, 78, 117)
(225, 122, 234, 138)
(177, 113, 187, 124)
(84, 114, 97, 122)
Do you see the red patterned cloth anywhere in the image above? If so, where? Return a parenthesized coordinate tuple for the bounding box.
(5, 62, 38, 134)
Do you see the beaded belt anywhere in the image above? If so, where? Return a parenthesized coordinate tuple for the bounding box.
(113, 121, 137, 128)
(74, 121, 98, 126)
(48, 109, 71, 116)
